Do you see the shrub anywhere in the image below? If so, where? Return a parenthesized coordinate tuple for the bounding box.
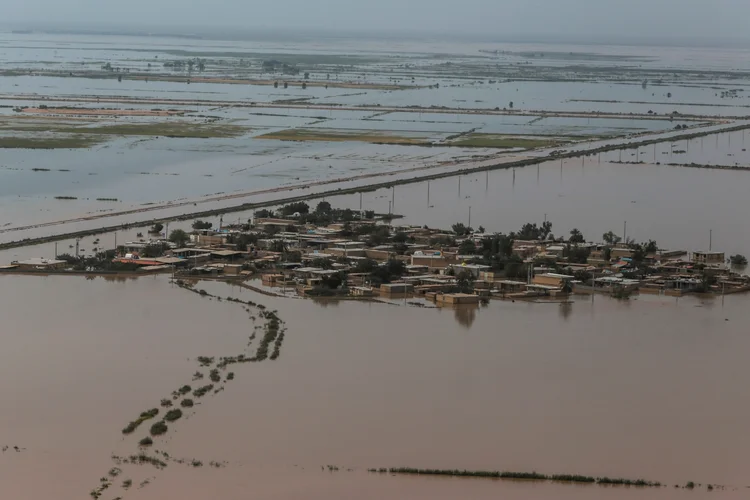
(139, 437, 153, 446)
(164, 409, 183, 422)
(149, 421, 168, 436)
(181, 399, 194, 408)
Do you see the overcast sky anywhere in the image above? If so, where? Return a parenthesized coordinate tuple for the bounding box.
(3, 0, 749, 40)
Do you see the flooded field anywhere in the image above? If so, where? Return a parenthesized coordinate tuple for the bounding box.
(3, 27, 750, 500)
(1, 274, 750, 499)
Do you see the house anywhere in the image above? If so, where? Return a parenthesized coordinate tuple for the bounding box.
(495, 280, 527, 294)
(544, 245, 566, 257)
(611, 247, 634, 259)
(449, 263, 491, 278)
(692, 251, 725, 265)
(14, 258, 67, 271)
(171, 248, 213, 262)
(351, 286, 374, 297)
(411, 251, 447, 268)
(532, 273, 575, 288)
(380, 283, 414, 295)
(435, 293, 479, 305)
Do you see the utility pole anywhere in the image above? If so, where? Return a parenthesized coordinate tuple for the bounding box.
(359, 192, 362, 212)
(391, 186, 395, 211)
(458, 176, 461, 197)
(427, 180, 431, 206)
(623, 221, 627, 241)
(55, 242, 58, 258)
(468, 206, 472, 229)
(709, 229, 712, 251)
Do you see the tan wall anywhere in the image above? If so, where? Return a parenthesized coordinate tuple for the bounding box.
(533, 275, 564, 287)
(412, 256, 447, 268)
(611, 248, 634, 259)
(198, 235, 225, 246)
(328, 248, 366, 257)
(365, 249, 392, 261)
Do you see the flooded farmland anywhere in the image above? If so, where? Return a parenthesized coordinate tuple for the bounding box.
(2, 23, 750, 500)
(1, 275, 750, 499)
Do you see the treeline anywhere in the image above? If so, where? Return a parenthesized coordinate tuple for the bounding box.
(255, 201, 375, 225)
(382, 468, 661, 487)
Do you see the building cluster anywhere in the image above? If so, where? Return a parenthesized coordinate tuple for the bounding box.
(4, 214, 749, 300)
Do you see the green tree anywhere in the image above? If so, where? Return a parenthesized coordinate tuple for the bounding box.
(192, 220, 212, 230)
(452, 223, 472, 236)
(602, 231, 621, 245)
(730, 254, 748, 266)
(392, 232, 408, 243)
(458, 239, 476, 255)
(564, 244, 590, 264)
(227, 233, 258, 251)
(643, 240, 658, 253)
(279, 202, 310, 216)
(270, 240, 287, 253)
(455, 270, 475, 293)
(169, 229, 189, 247)
(569, 228, 585, 244)
(315, 201, 332, 214)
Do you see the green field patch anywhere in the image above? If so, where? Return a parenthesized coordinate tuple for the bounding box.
(450, 133, 571, 149)
(258, 128, 430, 145)
(64, 122, 249, 139)
(0, 135, 104, 149)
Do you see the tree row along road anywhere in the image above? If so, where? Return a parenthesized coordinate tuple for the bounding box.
(1, 121, 748, 251)
(0, 94, 728, 121)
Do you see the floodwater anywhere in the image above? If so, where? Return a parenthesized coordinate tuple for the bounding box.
(327, 130, 750, 257)
(1, 274, 750, 499)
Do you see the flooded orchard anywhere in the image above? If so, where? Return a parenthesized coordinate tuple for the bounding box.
(1, 275, 749, 499)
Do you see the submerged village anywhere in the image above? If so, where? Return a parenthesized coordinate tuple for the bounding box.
(4, 200, 749, 304)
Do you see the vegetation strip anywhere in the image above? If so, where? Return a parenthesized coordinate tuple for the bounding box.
(380, 467, 661, 487)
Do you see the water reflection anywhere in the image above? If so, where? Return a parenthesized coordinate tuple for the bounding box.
(449, 304, 479, 329)
(559, 301, 573, 320)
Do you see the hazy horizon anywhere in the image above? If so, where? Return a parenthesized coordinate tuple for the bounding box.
(2, 0, 750, 44)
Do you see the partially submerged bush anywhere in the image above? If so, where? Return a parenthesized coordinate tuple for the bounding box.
(193, 384, 214, 398)
(181, 398, 194, 408)
(165, 409, 183, 422)
(150, 421, 168, 436)
(139, 437, 153, 447)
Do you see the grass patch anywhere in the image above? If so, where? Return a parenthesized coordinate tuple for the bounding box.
(450, 134, 568, 149)
(0, 135, 103, 149)
(258, 128, 429, 145)
(65, 122, 248, 139)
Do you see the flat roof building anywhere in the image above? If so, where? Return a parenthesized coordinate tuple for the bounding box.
(15, 258, 67, 270)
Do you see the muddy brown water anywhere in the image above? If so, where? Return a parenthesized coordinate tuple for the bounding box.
(1, 275, 749, 499)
